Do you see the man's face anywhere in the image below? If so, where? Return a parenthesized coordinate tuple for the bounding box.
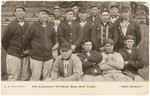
(101, 11, 110, 22)
(124, 39, 134, 49)
(72, 6, 79, 14)
(38, 11, 48, 22)
(79, 12, 87, 20)
(60, 49, 72, 59)
(49, 15, 55, 23)
(110, 7, 119, 16)
(15, 8, 25, 19)
(122, 11, 130, 20)
(91, 7, 98, 16)
(82, 41, 92, 52)
(65, 11, 74, 21)
(105, 43, 114, 53)
(54, 9, 61, 18)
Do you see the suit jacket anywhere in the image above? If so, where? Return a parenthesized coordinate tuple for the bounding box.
(57, 20, 83, 52)
(119, 47, 144, 75)
(110, 16, 122, 26)
(23, 21, 56, 61)
(77, 50, 102, 75)
(87, 14, 101, 27)
(2, 19, 29, 58)
(113, 19, 141, 51)
(91, 21, 115, 50)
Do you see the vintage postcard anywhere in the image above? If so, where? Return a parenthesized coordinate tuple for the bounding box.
(0, 0, 149, 95)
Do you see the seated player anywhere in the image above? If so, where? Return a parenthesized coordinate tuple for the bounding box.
(51, 43, 83, 81)
(77, 39, 104, 81)
(119, 35, 144, 81)
(99, 39, 133, 81)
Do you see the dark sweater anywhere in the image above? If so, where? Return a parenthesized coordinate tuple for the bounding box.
(91, 21, 115, 50)
(23, 21, 56, 61)
(2, 19, 29, 58)
(77, 50, 102, 75)
(113, 20, 141, 51)
(119, 47, 144, 75)
(57, 20, 83, 52)
(87, 14, 101, 27)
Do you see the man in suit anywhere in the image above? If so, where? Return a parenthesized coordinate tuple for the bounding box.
(113, 6, 141, 51)
(119, 35, 144, 81)
(23, 8, 56, 81)
(77, 39, 104, 81)
(92, 8, 115, 52)
(57, 9, 83, 53)
(77, 7, 93, 50)
(2, 5, 30, 81)
(71, 3, 80, 22)
(48, 10, 59, 59)
(109, 3, 121, 25)
(88, 5, 101, 26)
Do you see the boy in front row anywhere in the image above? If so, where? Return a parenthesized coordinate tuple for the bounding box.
(119, 35, 144, 81)
(98, 39, 133, 81)
(77, 39, 104, 81)
(51, 43, 83, 81)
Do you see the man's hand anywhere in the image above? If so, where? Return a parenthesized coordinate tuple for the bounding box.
(86, 52, 91, 57)
(52, 43, 59, 50)
(23, 50, 29, 54)
(22, 50, 29, 57)
(124, 61, 128, 65)
(99, 47, 105, 52)
(71, 45, 76, 51)
(84, 58, 88, 62)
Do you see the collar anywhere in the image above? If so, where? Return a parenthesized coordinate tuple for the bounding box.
(110, 15, 119, 19)
(16, 17, 25, 22)
(101, 21, 110, 26)
(79, 19, 87, 23)
(50, 22, 55, 26)
(38, 20, 47, 26)
(55, 17, 60, 20)
(120, 18, 131, 23)
(105, 51, 115, 54)
(61, 54, 72, 60)
(124, 46, 133, 50)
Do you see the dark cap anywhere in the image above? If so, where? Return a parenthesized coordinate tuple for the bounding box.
(65, 8, 74, 14)
(125, 35, 135, 41)
(38, 8, 49, 14)
(14, 5, 25, 11)
(53, 6, 61, 10)
(110, 3, 119, 9)
(49, 10, 55, 15)
(71, 3, 78, 8)
(59, 43, 71, 51)
(78, 7, 87, 13)
(82, 39, 93, 45)
(101, 8, 109, 14)
(104, 39, 114, 45)
(90, 4, 98, 9)
(122, 6, 130, 12)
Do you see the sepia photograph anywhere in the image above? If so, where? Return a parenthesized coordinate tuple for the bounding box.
(1, 0, 149, 95)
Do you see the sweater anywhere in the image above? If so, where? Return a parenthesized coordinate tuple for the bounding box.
(57, 20, 83, 52)
(119, 47, 144, 75)
(51, 54, 83, 81)
(113, 19, 141, 51)
(77, 50, 102, 75)
(23, 21, 56, 61)
(2, 19, 29, 58)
